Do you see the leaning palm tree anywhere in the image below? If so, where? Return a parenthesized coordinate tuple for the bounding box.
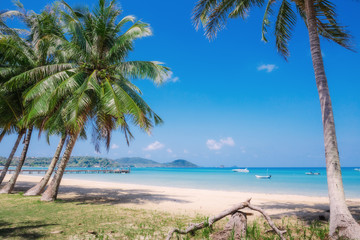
(0, 7, 30, 185)
(22, 0, 170, 201)
(0, 89, 26, 185)
(193, 0, 360, 238)
(23, 115, 68, 196)
(0, 4, 68, 193)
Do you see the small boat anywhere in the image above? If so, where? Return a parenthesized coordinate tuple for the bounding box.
(255, 175, 271, 179)
(232, 168, 249, 173)
(354, 168, 360, 171)
(305, 171, 320, 175)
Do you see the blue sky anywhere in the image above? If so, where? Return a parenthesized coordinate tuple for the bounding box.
(1, 0, 359, 167)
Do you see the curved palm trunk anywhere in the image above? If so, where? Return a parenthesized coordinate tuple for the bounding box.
(304, 0, 360, 238)
(41, 133, 78, 201)
(0, 131, 25, 185)
(0, 126, 33, 194)
(24, 135, 67, 196)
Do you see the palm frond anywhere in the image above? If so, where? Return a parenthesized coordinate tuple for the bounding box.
(116, 61, 170, 85)
(6, 63, 75, 90)
(193, 0, 264, 39)
(275, 0, 296, 60)
(314, 0, 353, 50)
(261, 0, 276, 42)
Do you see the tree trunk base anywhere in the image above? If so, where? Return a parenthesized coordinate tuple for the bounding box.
(40, 191, 56, 202)
(0, 183, 13, 194)
(24, 179, 46, 196)
(24, 186, 42, 196)
(330, 214, 360, 240)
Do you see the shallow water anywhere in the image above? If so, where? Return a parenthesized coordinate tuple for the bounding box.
(17, 167, 360, 198)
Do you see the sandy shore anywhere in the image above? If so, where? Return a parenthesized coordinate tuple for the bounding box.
(3, 174, 360, 221)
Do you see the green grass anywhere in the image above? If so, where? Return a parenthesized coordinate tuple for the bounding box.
(0, 194, 329, 239)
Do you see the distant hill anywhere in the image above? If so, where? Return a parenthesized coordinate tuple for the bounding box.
(114, 157, 163, 167)
(0, 156, 198, 168)
(114, 158, 198, 168)
(0, 156, 117, 168)
(164, 159, 198, 168)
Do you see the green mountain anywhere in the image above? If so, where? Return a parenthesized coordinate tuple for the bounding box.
(0, 156, 116, 168)
(114, 157, 162, 167)
(164, 159, 198, 168)
(0, 156, 198, 168)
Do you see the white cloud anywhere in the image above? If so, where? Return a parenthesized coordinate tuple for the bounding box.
(167, 148, 173, 153)
(163, 72, 179, 83)
(220, 137, 235, 146)
(206, 137, 235, 150)
(257, 64, 278, 73)
(206, 140, 223, 150)
(144, 141, 165, 151)
(111, 143, 119, 149)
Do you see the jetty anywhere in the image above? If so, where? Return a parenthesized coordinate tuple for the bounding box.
(1, 168, 131, 174)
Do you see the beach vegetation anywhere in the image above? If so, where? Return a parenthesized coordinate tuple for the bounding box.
(192, 0, 360, 238)
(0, 193, 332, 239)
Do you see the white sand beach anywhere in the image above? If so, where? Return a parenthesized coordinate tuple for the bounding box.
(3, 174, 360, 221)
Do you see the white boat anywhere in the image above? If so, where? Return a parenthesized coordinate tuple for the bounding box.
(305, 171, 320, 175)
(354, 168, 360, 171)
(232, 168, 249, 173)
(255, 175, 271, 179)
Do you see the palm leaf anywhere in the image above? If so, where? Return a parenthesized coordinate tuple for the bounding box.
(275, 0, 296, 60)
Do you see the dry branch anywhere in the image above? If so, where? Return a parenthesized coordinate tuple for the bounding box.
(166, 198, 286, 240)
(247, 204, 286, 240)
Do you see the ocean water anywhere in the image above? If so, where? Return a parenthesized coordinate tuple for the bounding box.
(19, 167, 360, 198)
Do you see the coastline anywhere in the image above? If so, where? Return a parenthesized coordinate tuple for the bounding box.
(3, 174, 360, 220)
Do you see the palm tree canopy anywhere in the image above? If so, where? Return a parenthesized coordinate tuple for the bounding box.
(193, 0, 353, 59)
(0, 3, 67, 138)
(22, 0, 170, 150)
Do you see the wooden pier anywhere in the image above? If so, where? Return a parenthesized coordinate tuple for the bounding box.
(1, 168, 130, 174)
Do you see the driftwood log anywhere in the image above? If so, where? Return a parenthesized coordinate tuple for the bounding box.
(211, 211, 247, 240)
(166, 198, 286, 240)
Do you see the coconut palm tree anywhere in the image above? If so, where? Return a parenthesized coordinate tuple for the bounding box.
(0, 89, 26, 185)
(21, 0, 170, 201)
(193, 0, 360, 238)
(23, 118, 68, 196)
(0, 4, 68, 193)
(0, 6, 30, 185)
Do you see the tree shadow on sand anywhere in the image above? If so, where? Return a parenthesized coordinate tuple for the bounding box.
(13, 181, 190, 206)
(0, 220, 57, 239)
(258, 201, 360, 223)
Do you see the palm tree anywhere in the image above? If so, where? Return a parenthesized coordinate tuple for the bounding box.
(0, 89, 26, 185)
(0, 131, 24, 185)
(21, 0, 170, 201)
(193, 0, 360, 238)
(24, 127, 67, 196)
(0, 7, 29, 185)
(0, 4, 68, 193)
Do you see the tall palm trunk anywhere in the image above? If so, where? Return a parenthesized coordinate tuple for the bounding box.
(41, 133, 78, 201)
(304, 0, 360, 238)
(24, 135, 67, 196)
(0, 130, 25, 185)
(0, 126, 33, 194)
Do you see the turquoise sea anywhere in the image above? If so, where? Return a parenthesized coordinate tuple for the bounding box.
(19, 167, 360, 198)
